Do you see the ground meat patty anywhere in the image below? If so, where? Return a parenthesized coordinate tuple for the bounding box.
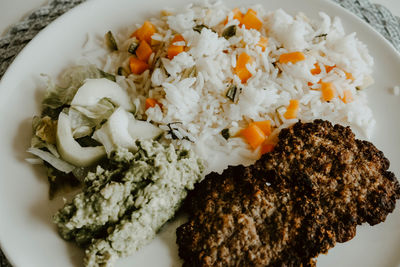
(176, 120, 400, 267)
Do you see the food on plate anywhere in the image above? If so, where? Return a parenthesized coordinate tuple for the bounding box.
(94, 1, 375, 173)
(29, 63, 204, 267)
(29, 2, 376, 180)
(25, 1, 392, 266)
(56, 112, 106, 167)
(54, 140, 203, 267)
(176, 120, 400, 267)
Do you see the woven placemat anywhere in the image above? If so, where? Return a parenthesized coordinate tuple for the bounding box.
(0, 0, 399, 266)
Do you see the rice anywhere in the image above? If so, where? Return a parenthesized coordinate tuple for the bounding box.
(82, 0, 375, 173)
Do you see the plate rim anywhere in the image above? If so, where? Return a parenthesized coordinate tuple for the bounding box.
(0, 0, 400, 266)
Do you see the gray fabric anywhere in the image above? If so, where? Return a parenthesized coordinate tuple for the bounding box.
(335, 0, 400, 50)
(0, 0, 85, 79)
(0, 0, 399, 266)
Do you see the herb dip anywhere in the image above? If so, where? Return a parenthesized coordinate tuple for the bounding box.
(53, 139, 203, 267)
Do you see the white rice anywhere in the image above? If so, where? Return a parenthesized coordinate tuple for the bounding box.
(81, 1, 375, 173)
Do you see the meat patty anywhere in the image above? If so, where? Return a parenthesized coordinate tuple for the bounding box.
(176, 120, 400, 267)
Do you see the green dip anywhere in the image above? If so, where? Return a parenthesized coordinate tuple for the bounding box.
(53, 139, 203, 267)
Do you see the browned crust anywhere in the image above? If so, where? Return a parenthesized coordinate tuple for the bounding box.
(177, 120, 400, 267)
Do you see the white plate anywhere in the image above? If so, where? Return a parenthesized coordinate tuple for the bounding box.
(1, 0, 400, 266)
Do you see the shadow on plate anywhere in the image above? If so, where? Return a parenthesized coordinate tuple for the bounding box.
(156, 212, 188, 267)
(12, 73, 48, 181)
(13, 114, 84, 266)
(65, 242, 85, 267)
(26, 163, 84, 266)
(381, 205, 400, 267)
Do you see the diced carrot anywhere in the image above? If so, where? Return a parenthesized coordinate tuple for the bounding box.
(171, 34, 185, 44)
(150, 38, 162, 46)
(308, 79, 322, 88)
(340, 90, 353, 103)
(131, 21, 157, 43)
(327, 66, 355, 81)
(235, 52, 253, 83)
(345, 71, 355, 81)
(252, 120, 271, 136)
(241, 124, 266, 149)
(260, 143, 275, 155)
(256, 36, 268, 52)
(325, 64, 336, 73)
(232, 8, 244, 22)
(284, 109, 297, 120)
(167, 34, 185, 59)
(224, 8, 243, 25)
(312, 63, 354, 82)
(129, 57, 149, 75)
(235, 68, 252, 84)
(283, 99, 299, 119)
(310, 63, 321, 75)
(136, 40, 153, 62)
(167, 45, 184, 60)
(278, 52, 306, 64)
(321, 82, 336, 101)
(241, 9, 262, 30)
(145, 98, 162, 110)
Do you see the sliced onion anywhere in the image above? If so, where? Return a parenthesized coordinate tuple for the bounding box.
(27, 147, 75, 173)
(25, 158, 43, 165)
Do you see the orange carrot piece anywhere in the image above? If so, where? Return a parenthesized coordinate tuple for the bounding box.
(278, 52, 306, 64)
(235, 68, 252, 83)
(241, 124, 266, 149)
(232, 8, 244, 22)
(235, 52, 253, 83)
(340, 90, 353, 103)
(308, 79, 322, 88)
(171, 34, 185, 44)
(151, 38, 162, 46)
(345, 71, 355, 81)
(136, 40, 153, 62)
(167, 34, 185, 60)
(260, 143, 275, 155)
(256, 36, 268, 52)
(325, 64, 336, 73)
(242, 9, 262, 30)
(167, 45, 184, 59)
(145, 98, 161, 110)
(326, 64, 355, 80)
(129, 57, 149, 75)
(252, 120, 271, 136)
(131, 21, 157, 43)
(224, 8, 243, 25)
(321, 82, 336, 101)
(310, 63, 321, 75)
(283, 99, 299, 119)
(236, 53, 253, 68)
